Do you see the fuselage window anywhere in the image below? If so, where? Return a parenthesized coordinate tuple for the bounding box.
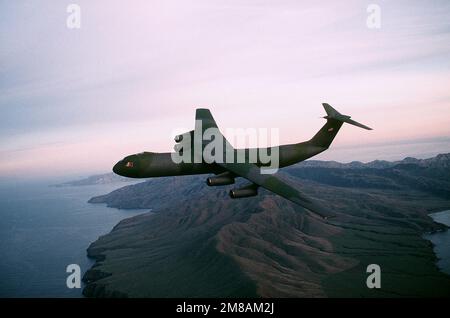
(125, 161, 134, 168)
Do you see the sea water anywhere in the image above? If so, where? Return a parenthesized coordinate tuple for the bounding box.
(424, 210, 450, 276)
(0, 180, 147, 297)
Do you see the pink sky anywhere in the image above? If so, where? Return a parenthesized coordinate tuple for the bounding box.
(0, 1, 449, 178)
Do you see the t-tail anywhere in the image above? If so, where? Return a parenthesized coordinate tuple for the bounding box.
(309, 103, 372, 149)
(322, 103, 372, 130)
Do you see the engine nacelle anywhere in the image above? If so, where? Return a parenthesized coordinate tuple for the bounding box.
(206, 175, 235, 186)
(229, 184, 258, 198)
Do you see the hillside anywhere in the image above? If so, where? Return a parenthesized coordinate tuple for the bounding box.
(83, 154, 450, 297)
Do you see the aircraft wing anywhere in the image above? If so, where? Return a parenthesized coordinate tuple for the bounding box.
(196, 108, 334, 219)
(214, 161, 335, 219)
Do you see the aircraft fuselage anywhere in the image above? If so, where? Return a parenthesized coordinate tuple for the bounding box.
(111, 105, 371, 218)
(113, 142, 327, 178)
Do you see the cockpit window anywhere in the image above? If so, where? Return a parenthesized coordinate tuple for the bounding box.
(125, 161, 134, 168)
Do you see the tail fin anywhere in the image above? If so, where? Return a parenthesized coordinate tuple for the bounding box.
(322, 103, 372, 130)
(308, 103, 372, 149)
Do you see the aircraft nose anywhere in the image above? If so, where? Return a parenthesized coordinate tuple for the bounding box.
(112, 161, 123, 175)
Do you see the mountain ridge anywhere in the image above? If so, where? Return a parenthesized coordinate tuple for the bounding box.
(59, 153, 450, 187)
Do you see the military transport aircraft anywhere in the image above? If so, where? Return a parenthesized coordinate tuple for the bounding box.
(113, 103, 372, 219)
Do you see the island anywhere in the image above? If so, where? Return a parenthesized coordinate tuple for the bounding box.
(83, 154, 450, 297)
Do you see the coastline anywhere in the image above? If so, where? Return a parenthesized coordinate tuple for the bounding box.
(423, 210, 450, 277)
(81, 154, 450, 297)
(82, 186, 450, 297)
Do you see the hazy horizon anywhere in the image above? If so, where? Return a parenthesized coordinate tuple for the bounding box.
(1, 138, 448, 184)
(1, 1, 450, 178)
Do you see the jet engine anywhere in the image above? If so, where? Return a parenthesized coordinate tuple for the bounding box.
(229, 184, 258, 198)
(206, 173, 235, 186)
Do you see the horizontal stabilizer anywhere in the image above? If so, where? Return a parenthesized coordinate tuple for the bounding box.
(323, 103, 372, 130)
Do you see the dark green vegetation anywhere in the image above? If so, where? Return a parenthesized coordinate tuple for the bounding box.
(83, 154, 450, 297)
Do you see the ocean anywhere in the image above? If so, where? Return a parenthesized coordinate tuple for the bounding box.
(0, 180, 147, 297)
(424, 210, 450, 276)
